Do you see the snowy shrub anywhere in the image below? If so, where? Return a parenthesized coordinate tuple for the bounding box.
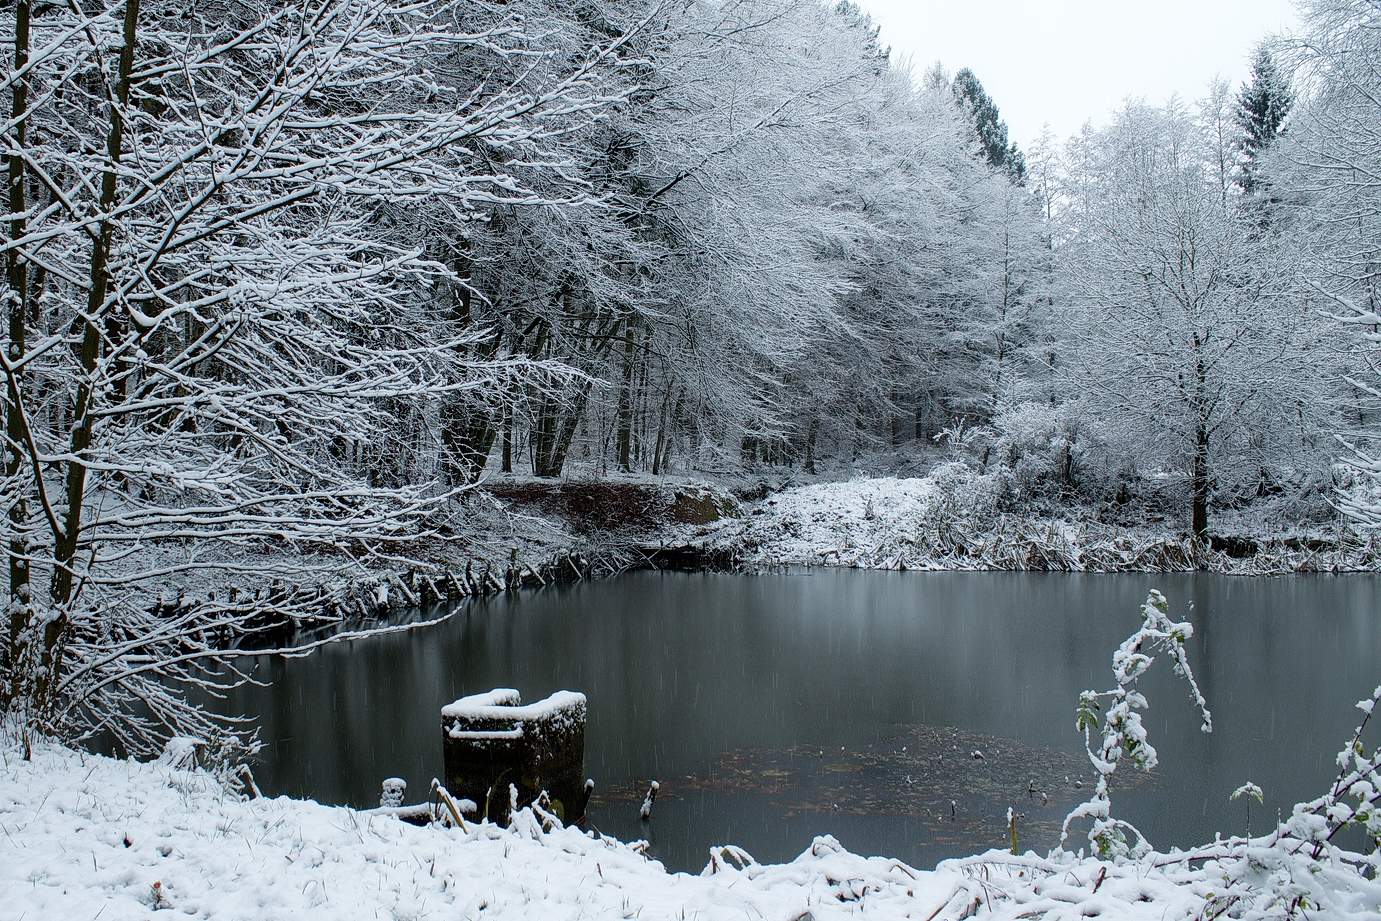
(1337, 460, 1381, 531)
(920, 462, 1015, 544)
(1061, 590, 1211, 860)
(1125, 685, 1381, 918)
(986, 402, 1087, 501)
(934, 420, 992, 465)
(991, 403, 1077, 475)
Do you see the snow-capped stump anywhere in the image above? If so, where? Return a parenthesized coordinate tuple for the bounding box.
(441, 688, 588, 826)
(379, 777, 407, 808)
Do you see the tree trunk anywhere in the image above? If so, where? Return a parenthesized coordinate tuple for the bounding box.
(658, 388, 684, 475)
(804, 417, 820, 475)
(500, 404, 513, 474)
(1191, 350, 1210, 538)
(889, 386, 902, 447)
(442, 405, 498, 483)
(547, 383, 592, 477)
(651, 382, 672, 476)
(532, 379, 593, 478)
(615, 316, 636, 472)
(439, 254, 503, 485)
(3, 0, 31, 706)
(43, 0, 141, 716)
(634, 325, 651, 469)
(1191, 422, 1210, 538)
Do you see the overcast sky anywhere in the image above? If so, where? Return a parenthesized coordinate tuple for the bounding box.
(855, 0, 1300, 148)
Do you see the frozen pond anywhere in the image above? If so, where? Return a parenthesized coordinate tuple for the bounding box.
(224, 570, 1380, 871)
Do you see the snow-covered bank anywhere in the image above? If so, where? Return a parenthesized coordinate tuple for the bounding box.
(0, 739, 959, 920)
(711, 473, 1380, 573)
(136, 476, 740, 648)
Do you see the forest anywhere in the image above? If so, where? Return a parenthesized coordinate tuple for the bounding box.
(1, 2, 1380, 918)
(2, 0, 1377, 745)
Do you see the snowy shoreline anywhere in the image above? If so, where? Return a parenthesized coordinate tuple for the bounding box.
(6, 727, 1378, 920)
(0, 737, 966, 920)
(126, 473, 1374, 655)
(707, 475, 1380, 576)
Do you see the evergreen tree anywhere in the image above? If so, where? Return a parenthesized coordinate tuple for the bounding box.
(833, 1, 890, 65)
(951, 68, 1025, 183)
(1235, 44, 1293, 193)
(1006, 142, 1028, 185)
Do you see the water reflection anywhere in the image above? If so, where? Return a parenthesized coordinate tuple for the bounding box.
(220, 570, 1381, 871)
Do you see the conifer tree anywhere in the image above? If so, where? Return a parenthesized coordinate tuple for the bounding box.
(1235, 43, 1293, 193)
(951, 68, 1025, 183)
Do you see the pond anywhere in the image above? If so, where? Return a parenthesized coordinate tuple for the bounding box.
(222, 570, 1380, 872)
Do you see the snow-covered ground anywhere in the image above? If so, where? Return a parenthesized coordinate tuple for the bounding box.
(720, 476, 943, 565)
(0, 738, 960, 920)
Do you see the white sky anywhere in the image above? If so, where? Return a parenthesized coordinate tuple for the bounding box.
(855, 0, 1300, 148)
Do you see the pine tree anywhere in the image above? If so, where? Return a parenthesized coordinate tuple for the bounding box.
(951, 68, 1025, 184)
(1235, 44, 1293, 194)
(833, 1, 889, 65)
(1006, 142, 1028, 185)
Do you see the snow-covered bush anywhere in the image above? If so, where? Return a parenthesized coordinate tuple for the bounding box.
(1060, 590, 1211, 859)
(987, 402, 1085, 497)
(935, 420, 992, 465)
(920, 462, 1015, 542)
(1337, 459, 1381, 531)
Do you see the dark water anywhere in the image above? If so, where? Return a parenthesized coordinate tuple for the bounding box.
(222, 570, 1379, 872)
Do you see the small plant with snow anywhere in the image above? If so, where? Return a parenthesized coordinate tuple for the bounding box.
(1059, 589, 1212, 860)
(1131, 685, 1381, 919)
(935, 419, 988, 462)
(1230, 781, 1263, 835)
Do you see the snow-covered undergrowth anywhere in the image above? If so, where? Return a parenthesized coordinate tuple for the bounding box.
(131, 475, 734, 640)
(714, 469, 1379, 573)
(942, 656, 1381, 921)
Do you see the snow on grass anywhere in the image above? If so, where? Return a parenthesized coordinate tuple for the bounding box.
(0, 737, 959, 920)
(728, 475, 942, 566)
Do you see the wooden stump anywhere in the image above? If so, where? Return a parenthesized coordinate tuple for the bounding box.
(441, 689, 587, 826)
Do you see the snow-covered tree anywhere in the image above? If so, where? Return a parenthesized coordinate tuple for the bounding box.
(1273, 0, 1381, 529)
(0, 0, 635, 752)
(950, 68, 1026, 184)
(1059, 98, 1333, 535)
(1236, 42, 1293, 194)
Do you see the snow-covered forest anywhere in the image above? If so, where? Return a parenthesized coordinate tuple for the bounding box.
(4, 0, 1379, 742)
(2, 0, 1380, 918)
